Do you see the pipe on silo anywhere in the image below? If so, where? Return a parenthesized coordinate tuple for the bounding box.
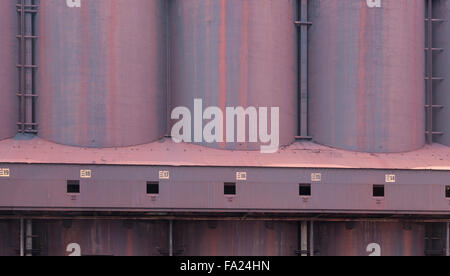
(296, 0, 312, 140)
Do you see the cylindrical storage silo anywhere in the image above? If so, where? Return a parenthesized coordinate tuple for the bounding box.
(433, 0, 450, 147)
(309, 0, 425, 153)
(169, 0, 297, 151)
(0, 1, 18, 141)
(36, 0, 167, 148)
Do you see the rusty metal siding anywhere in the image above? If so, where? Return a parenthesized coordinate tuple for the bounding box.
(433, 0, 450, 147)
(33, 220, 169, 256)
(169, 0, 298, 150)
(36, 0, 167, 148)
(1, 164, 450, 214)
(0, 1, 19, 141)
(0, 220, 19, 256)
(309, 0, 425, 153)
(2, 219, 445, 256)
(314, 222, 427, 256)
(174, 221, 298, 256)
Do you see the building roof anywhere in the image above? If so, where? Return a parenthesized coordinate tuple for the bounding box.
(0, 135, 450, 170)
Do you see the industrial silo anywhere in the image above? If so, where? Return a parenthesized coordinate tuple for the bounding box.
(309, 0, 425, 153)
(36, 0, 167, 148)
(433, 0, 450, 147)
(169, 0, 297, 151)
(0, 1, 18, 141)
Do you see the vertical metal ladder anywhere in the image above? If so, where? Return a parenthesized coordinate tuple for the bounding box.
(425, 0, 445, 144)
(295, 0, 312, 140)
(16, 0, 39, 134)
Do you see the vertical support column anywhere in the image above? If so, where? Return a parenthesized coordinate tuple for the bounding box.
(309, 221, 314, 256)
(446, 222, 449, 257)
(169, 220, 173, 257)
(25, 219, 32, 256)
(301, 221, 308, 256)
(20, 218, 24, 257)
(297, 221, 311, 256)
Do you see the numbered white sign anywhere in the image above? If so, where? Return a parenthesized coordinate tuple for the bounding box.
(385, 174, 396, 183)
(366, 243, 381, 256)
(159, 170, 170, 180)
(311, 173, 322, 182)
(0, 168, 10, 178)
(67, 0, 81, 8)
(80, 169, 92, 179)
(236, 172, 247, 181)
(66, 243, 81, 256)
(367, 0, 381, 8)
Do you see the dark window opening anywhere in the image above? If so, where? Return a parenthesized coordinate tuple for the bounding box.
(373, 185, 385, 198)
(446, 186, 450, 198)
(67, 180, 80, 194)
(299, 184, 311, 197)
(147, 182, 159, 195)
(224, 182, 236, 195)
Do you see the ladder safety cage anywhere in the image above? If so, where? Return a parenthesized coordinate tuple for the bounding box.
(16, 0, 39, 134)
(425, 0, 446, 143)
(295, 0, 313, 141)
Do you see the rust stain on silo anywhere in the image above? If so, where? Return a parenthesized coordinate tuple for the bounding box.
(0, 1, 18, 141)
